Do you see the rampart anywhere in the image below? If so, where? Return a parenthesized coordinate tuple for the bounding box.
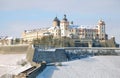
(32, 48, 67, 63)
(0, 44, 29, 54)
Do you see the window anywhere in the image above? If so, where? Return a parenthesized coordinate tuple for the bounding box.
(102, 29, 104, 32)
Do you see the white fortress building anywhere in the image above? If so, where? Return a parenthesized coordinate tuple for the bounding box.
(22, 14, 108, 46)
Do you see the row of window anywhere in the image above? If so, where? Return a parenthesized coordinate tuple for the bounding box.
(55, 33, 61, 35)
(54, 30, 105, 36)
(70, 29, 98, 32)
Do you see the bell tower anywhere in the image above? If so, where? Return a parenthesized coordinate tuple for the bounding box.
(60, 14, 69, 37)
(97, 19, 106, 40)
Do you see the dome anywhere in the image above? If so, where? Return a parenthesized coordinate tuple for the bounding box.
(62, 14, 68, 22)
(53, 17, 60, 22)
(53, 16, 60, 26)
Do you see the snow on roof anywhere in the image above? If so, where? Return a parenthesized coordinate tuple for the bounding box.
(80, 25, 96, 29)
(69, 25, 79, 29)
(25, 27, 49, 33)
(48, 26, 60, 30)
(54, 26, 60, 30)
(0, 36, 13, 40)
(0, 36, 10, 39)
(48, 27, 54, 30)
(43, 32, 51, 36)
(69, 25, 96, 29)
(6, 37, 13, 39)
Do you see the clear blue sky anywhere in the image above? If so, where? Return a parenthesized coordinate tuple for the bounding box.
(0, 0, 120, 43)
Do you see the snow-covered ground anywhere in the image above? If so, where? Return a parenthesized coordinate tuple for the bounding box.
(0, 54, 31, 77)
(37, 56, 120, 78)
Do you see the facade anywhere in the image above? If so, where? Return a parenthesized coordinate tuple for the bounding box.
(22, 28, 49, 42)
(22, 14, 108, 44)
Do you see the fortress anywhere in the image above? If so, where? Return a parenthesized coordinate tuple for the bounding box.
(22, 15, 117, 47)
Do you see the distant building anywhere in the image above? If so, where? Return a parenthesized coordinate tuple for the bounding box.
(51, 14, 108, 40)
(22, 14, 110, 47)
(22, 28, 49, 42)
(0, 36, 13, 45)
(0, 36, 22, 45)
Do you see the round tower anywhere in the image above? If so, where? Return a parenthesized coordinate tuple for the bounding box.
(53, 16, 60, 27)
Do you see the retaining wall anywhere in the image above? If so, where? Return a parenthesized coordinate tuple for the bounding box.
(0, 45, 29, 54)
(32, 48, 67, 63)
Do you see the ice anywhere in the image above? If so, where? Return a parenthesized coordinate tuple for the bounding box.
(37, 56, 120, 78)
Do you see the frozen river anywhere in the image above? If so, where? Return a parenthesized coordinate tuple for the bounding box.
(37, 56, 120, 78)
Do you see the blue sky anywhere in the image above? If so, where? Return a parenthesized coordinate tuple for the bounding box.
(0, 0, 120, 43)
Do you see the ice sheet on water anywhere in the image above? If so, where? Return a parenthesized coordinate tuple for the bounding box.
(37, 56, 120, 78)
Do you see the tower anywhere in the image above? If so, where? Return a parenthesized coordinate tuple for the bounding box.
(60, 14, 69, 37)
(97, 19, 106, 40)
(53, 16, 60, 27)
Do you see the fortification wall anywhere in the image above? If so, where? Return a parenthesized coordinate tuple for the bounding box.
(100, 39, 117, 47)
(26, 45, 36, 66)
(32, 48, 67, 63)
(0, 44, 29, 54)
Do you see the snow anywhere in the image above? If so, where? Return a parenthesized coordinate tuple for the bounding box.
(69, 25, 96, 29)
(0, 54, 31, 77)
(37, 56, 120, 78)
(11, 64, 31, 75)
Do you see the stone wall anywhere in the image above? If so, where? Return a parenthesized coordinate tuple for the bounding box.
(0, 45, 29, 54)
(32, 48, 67, 63)
(26, 45, 35, 66)
(100, 39, 117, 47)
